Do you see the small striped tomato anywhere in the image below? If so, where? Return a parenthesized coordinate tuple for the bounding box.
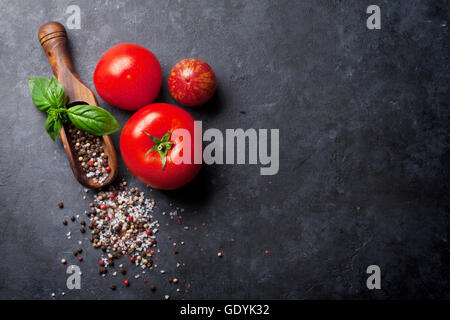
(168, 58, 216, 107)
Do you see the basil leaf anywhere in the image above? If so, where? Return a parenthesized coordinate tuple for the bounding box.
(27, 77, 52, 111)
(45, 76, 67, 108)
(45, 114, 63, 141)
(67, 105, 121, 136)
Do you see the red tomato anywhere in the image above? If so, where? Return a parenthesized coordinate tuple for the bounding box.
(120, 103, 202, 190)
(94, 43, 162, 111)
(168, 58, 216, 107)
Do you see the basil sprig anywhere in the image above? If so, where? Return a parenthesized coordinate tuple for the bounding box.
(27, 76, 120, 140)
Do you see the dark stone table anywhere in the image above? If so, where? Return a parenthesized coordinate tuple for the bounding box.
(0, 0, 448, 299)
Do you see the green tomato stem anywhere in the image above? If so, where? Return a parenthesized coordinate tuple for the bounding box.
(144, 130, 173, 170)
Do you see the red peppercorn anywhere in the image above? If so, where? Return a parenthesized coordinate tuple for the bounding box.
(143, 279, 147, 284)
(110, 193, 115, 199)
(106, 166, 111, 172)
(89, 161, 94, 166)
(100, 204, 106, 210)
(130, 256, 135, 262)
(99, 260, 104, 266)
(78, 256, 83, 261)
(128, 216, 133, 222)
(106, 216, 110, 221)
(265, 250, 269, 254)
(124, 280, 129, 286)
(150, 250, 155, 255)
(146, 229, 151, 235)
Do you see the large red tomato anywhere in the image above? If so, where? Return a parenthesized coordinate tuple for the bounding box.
(94, 43, 162, 111)
(120, 103, 202, 190)
(168, 58, 216, 107)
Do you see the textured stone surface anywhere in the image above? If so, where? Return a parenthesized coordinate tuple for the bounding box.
(0, 0, 448, 299)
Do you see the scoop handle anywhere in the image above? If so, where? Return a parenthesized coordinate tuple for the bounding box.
(38, 22, 78, 79)
(38, 22, 98, 105)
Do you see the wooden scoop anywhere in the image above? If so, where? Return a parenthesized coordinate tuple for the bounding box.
(38, 22, 118, 188)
